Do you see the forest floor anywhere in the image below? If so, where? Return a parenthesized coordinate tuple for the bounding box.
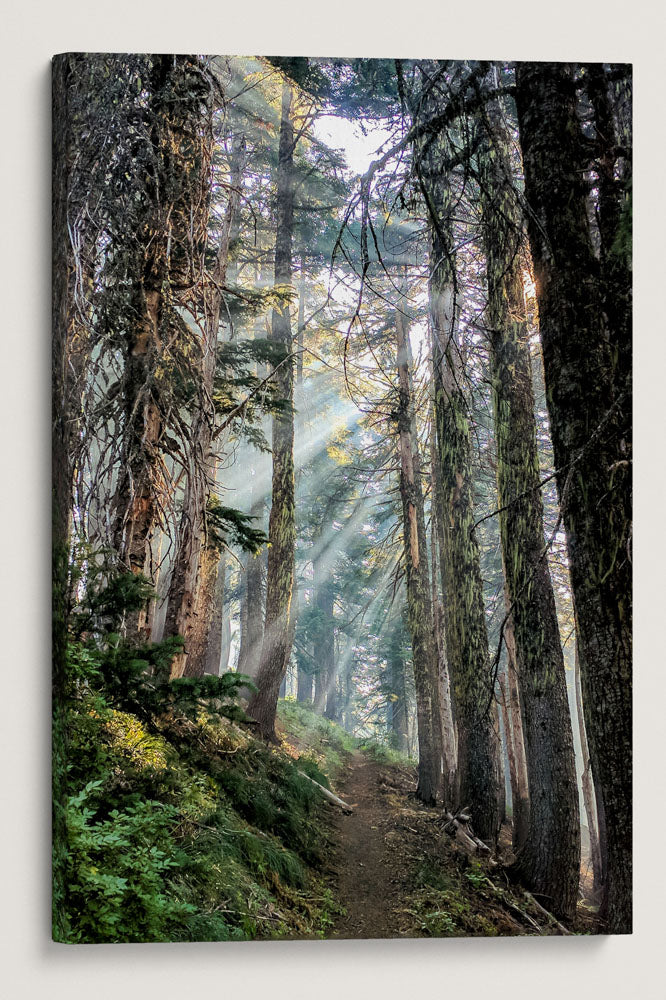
(274, 702, 601, 939)
(319, 746, 597, 939)
(329, 750, 420, 938)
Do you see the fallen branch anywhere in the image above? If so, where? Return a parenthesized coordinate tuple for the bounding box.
(501, 896, 543, 935)
(298, 770, 353, 814)
(523, 891, 572, 936)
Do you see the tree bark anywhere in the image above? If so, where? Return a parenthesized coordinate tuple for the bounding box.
(478, 112, 580, 919)
(52, 53, 78, 942)
(429, 228, 501, 840)
(395, 297, 445, 805)
(199, 552, 226, 675)
(515, 62, 632, 932)
(297, 664, 313, 703)
(248, 82, 297, 741)
(574, 638, 604, 897)
(388, 620, 409, 754)
(237, 498, 266, 680)
(498, 670, 519, 842)
(502, 608, 530, 855)
(112, 57, 177, 633)
(429, 421, 458, 793)
(163, 137, 244, 675)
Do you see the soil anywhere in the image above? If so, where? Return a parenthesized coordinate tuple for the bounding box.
(322, 748, 597, 939)
(327, 750, 425, 939)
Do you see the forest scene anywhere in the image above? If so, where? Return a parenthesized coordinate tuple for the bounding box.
(52, 54, 632, 944)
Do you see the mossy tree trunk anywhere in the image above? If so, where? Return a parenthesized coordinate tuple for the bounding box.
(429, 414, 458, 795)
(478, 114, 580, 920)
(248, 82, 297, 741)
(501, 603, 530, 854)
(515, 62, 632, 933)
(395, 299, 446, 805)
(430, 224, 501, 841)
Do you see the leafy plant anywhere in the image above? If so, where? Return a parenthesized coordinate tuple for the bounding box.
(65, 782, 194, 943)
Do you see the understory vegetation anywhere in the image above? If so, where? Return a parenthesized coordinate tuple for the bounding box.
(59, 572, 347, 943)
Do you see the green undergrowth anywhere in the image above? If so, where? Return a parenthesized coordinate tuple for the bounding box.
(62, 695, 344, 943)
(276, 698, 355, 780)
(409, 851, 569, 937)
(354, 737, 413, 768)
(56, 569, 347, 944)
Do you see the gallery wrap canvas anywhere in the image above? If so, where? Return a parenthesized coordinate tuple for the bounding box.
(52, 54, 632, 943)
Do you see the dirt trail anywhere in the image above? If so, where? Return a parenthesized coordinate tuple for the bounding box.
(328, 750, 422, 939)
(322, 748, 586, 939)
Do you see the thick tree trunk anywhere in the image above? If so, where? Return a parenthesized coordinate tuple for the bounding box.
(199, 552, 225, 675)
(479, 117, 580, 919)
(112, 57, 174, 636)
(395, 300, 445, 805)
(515, 62, 632, 932)
(297, 665, 313, 703)
(313, 669, 327, 714)
(430, 233, 501, 840)
(248, 83, 297, 741)
(429, 424, 458, 792)
(164, 139, 244, 676)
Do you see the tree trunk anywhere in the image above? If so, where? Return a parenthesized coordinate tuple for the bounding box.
(395, 298, 445, 805)
(248, 82, 297, 741)
(388, 621, 409, 754)
(237, 498, 266, 680)
(429, 421, 458, 792)
(297, 665, 313, 703)
(112, 57, 175, 635)
(502, 608, 530, 855)
(430, 228, 501, 841)
(498, 669, 524, 850)
(163, 138, 244, 676)
(515, 62, 632, 932)
(574, 638, 604, 898)
(200, 553, 226, 675)
(479, 114, 580, 919)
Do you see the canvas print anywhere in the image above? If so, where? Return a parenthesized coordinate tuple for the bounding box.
(52, 55, 632, 943)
